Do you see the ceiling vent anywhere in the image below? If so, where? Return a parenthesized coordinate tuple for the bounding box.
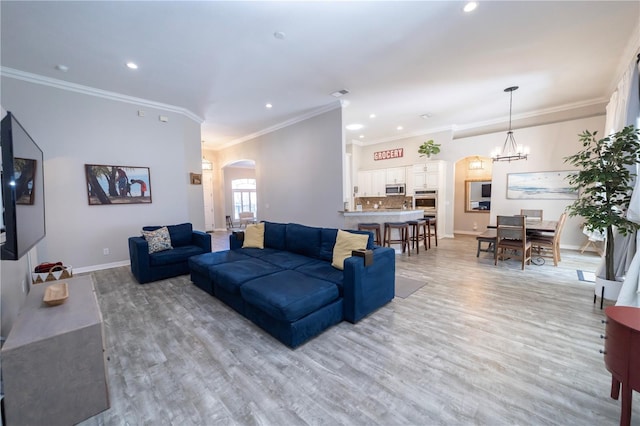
(331, 89, 349, 97)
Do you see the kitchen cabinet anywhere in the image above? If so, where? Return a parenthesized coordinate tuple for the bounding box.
(357, 170, 386, 196)
(385, 167, 406, 184)
(405, 166, 414, 196)
(413, 160, 443, 190)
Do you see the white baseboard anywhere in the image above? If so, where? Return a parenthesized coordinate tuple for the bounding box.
(73, 260, 130, 275)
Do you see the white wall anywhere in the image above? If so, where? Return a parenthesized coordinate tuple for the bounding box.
(213, 106, 345, 228)
(1, 77, 203, 334)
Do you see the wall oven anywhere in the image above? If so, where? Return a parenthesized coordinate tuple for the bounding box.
(414, 190, 437, 215)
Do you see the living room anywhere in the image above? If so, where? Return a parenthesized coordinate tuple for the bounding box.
(1, 1, 640, 424)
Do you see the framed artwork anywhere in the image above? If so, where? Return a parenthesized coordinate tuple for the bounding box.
(507, 171, 578, 200)
(190, 172, 202, 185)
(85, 164, 152, 205)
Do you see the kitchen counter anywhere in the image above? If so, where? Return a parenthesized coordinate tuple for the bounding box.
(341, 209, 424, 230)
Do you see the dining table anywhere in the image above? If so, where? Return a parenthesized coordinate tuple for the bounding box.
(487, 219, 558, 233)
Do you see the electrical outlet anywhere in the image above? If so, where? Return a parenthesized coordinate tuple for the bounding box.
(103, 248, 110, 255)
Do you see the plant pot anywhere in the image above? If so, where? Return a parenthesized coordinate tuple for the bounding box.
(594, 276, 623, 309)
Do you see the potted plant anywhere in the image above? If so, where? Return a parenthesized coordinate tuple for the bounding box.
(418, 139, 441, 158)
(564, 125, 640, 282)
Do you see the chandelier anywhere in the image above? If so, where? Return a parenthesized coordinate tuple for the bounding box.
(491, 86, 529, 162)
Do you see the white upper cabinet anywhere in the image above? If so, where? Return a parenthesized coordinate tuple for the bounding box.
(413, 160, 443, 190)
(385, 167, 406, 184)
(357, 170, 386, 196)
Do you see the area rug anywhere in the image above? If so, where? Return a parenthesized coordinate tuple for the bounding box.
(395, 276, 427, 299)
(577, 270, 596, 283)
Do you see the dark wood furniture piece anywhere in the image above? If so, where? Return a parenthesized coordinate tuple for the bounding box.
(358, 222, 382, 246)
(494, 215, 532, 270)
(488, 219, 557, 233)
(476, 229, 497, 257)
(603, 306, 640, 426)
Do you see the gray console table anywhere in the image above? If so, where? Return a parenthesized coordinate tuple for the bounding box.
(1, 275, 110, 425)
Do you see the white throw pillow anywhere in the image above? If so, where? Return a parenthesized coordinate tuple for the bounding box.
(141, 226, 173, 254)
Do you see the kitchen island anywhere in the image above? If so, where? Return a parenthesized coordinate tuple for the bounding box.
(341, 209, 425, 230)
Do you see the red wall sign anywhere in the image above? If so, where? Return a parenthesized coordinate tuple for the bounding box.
(374, 148, 404, 161)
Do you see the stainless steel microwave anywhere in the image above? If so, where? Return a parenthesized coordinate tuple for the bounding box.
(385, 184, 406, 196)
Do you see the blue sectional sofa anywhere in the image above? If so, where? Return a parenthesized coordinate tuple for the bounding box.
(188, 221, 396, 348)
(129, 223, 211, 284)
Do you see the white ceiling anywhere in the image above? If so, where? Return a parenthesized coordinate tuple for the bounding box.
(1, 1, 639, 151)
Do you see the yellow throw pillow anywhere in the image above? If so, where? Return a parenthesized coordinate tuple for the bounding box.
(242, 222, 265, 249)
(332, 229, 369, 270)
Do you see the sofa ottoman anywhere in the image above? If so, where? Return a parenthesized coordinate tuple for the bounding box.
(189, 250, 252, 295)
(242, 271, 343, 348)
(213, 259, 283, 313)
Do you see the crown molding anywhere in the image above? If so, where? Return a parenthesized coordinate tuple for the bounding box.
(0, 67, 204, 124)
(216, 101, 342, 151)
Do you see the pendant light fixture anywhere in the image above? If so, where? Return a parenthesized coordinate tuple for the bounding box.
(468, 156, 484, 170)
(491, 86, 529, 162)
(201, 140, 213, 170)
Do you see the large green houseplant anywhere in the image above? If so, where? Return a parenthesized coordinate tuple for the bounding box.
(418, 139, 441, 158)
(564, 125, 640, 281)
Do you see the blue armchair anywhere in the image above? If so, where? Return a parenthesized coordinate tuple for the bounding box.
(129, 222, 211, 284)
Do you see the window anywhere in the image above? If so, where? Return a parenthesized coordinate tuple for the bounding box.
(231, 179, 257, 220)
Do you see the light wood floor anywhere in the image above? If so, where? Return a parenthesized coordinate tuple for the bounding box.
(80, 233, 637, 426)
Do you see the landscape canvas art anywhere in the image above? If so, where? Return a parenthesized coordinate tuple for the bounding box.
(507, 171, 578, 200)
(85, 164, 152, 205)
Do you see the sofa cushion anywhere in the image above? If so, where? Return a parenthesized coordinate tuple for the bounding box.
(241, 270, 339, 322)
(285, 223, 321, 258)
(259, 251, 316, 269)
(243, 222, 265, 249)
(295, 260, 344, 290)
(150, 245, 204, 266)
(332, 230, 369, 270)
(141, 226, 173, 253)
(213, 259, 282, 295)
(188, 250, 252, 276)
(237, 247, 281, 259)
(264, 221, 287, 250)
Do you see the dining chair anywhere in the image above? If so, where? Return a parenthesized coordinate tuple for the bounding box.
(528, 212, 567, 266)
(495, 215, 532, 270)
(520, 209, 543, 221)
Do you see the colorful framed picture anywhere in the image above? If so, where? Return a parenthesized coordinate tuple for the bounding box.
(507, 171, 578, 200)
(85, 164, 152, 205)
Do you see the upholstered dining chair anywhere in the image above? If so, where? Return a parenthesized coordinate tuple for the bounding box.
(528, 212, 567, 266)
(495, 215, 532, 270)
(520, 209, 543, 221)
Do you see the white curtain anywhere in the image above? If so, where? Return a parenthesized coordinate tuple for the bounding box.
(615, 54, 640, 307)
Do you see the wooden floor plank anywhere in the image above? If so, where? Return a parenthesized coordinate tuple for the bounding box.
(79, 232, 633, 426)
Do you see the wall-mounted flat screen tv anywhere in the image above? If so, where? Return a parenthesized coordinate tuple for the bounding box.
(481, 183, 491, 198)
(1, 112, 46, 260)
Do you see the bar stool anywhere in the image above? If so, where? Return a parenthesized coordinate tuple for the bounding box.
(407, 219, 428, 254)
(357, 223, 382, 246)
(427, 217, 438, 248)
(225, 215, 233, 229)
(383, 222, 410, 255)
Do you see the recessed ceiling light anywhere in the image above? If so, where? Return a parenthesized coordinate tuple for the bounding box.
(397, 126, 404, 131)
(420, 113, 433, 119)
(359, 135, 365, 139)
(55, 64, 69, 72)
(346, 123, 364, 131)
(265, 103, 273, 109)
(369, 114, 376, 119)
(464, 1, 478, 12)
(331, 89, 350, 98)
(274, 31, 286, 40)
(126, 62, 138, 70)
